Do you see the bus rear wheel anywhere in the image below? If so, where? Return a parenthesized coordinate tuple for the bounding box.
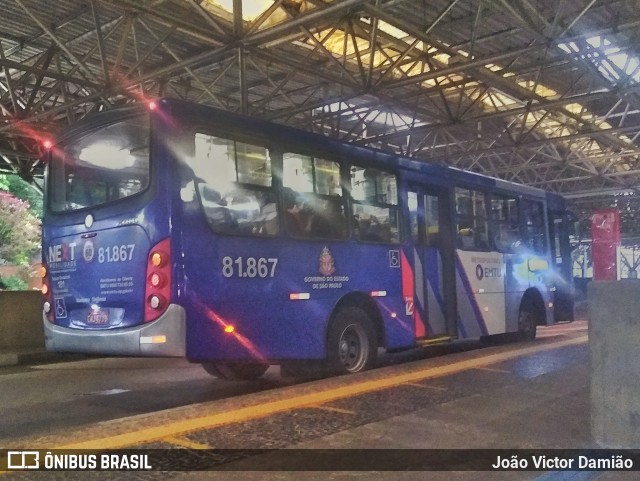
(201, 361, 269, 380)
(326, 307, 377, 375)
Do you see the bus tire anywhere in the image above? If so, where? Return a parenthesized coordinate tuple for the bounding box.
(201, 361, 268, 380)
(518, 308, 537, 341)
(326, 307, 377, 375)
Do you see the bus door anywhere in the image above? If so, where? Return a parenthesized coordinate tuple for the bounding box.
(407, 186, 457, 338)
(548, 210, 575, 322)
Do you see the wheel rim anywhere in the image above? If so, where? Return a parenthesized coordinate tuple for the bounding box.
(338, 323, 368, 372)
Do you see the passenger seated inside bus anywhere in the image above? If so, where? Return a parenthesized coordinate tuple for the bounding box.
(256, 202, 278, 235)
(314, 198, 346, 238)
(282, 187, 313, 236)
(198, 184, 238, 230)
(198, 183, 281, 236)
(353, 214, 393, 243)
(359, 216, 384, 242)
(282, 187, 346, 238)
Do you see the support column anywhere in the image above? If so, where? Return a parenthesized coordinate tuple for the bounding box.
(590, 280, 640, 447)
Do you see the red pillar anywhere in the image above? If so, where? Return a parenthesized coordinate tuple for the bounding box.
(591, 209, 621, 281)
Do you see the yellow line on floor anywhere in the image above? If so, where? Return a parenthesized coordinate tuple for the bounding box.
(57, 335, 586, 450)
(404, 382, 448, 390)
(163, 436, 210, 450)
(472, 366, 512, 374)
(308, 404, 356, 415)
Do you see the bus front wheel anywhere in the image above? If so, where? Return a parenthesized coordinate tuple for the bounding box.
(518, 291, 545, 341)
(326, 307, 377, 375)
(201, 361, 269, 380)
(517, 309, 537, 341)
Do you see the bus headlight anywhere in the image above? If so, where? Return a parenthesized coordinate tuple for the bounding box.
(43, 302, 51, 314)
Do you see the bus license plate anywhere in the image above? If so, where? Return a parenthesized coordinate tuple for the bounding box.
(87, 310, 109, 325)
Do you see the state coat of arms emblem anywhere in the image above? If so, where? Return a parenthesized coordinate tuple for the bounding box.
(318, 246, 336, 276)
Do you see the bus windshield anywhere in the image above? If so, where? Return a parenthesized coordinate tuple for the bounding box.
(49, 115, 150, 212)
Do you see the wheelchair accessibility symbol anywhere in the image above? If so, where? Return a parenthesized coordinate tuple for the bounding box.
(388, 250, 400, 268)
(54, 298, 68, 319)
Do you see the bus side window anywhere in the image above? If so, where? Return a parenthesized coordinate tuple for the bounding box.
(282, 153, 347, 240)
(425, 194, 440, 247)
(522, 199, 547, 253)
(192, 133, 279, 236)
(455, 187, 489, 251)
(490, 194, 521, 252)
(350, 166, 399, 244)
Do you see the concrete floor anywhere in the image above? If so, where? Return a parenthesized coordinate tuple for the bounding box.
(5, 320, 628, 481)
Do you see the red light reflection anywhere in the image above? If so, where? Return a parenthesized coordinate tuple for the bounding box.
(377, 301, 414, 334)
(8, 119, 55, 157)
(198, 301, 267, 362)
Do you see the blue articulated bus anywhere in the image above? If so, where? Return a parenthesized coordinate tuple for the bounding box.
(41, 98, 574, 379)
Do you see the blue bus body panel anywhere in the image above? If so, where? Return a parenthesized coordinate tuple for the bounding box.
(43, 108, 173, 333)
(47, 225, 150, 329)
(179, 214, 412, 361)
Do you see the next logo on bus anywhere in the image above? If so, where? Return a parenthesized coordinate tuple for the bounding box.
(48, 243, 77, 263)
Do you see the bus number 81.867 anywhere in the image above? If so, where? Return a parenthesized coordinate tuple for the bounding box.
(98, 245, 135, 263)
(222, 256, 278, 278)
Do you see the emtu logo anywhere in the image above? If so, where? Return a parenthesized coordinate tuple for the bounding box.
(7, 451, 39, 469)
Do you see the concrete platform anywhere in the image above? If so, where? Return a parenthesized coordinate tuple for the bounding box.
(0, 347, 84, 367)
(5, 320, 627, 481)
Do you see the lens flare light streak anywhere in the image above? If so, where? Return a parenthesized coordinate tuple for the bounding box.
(6, 85, 166, 159)
(377, 299, 413, 334)
(136, 95, 178, 129)
(10, 118, 55, 157)
(199, 302, 267, 362)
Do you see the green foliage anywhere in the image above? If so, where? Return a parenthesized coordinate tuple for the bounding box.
(0, 174, 43, 218)
(0, 192, 41, 265)
(0, 275, 28, 291)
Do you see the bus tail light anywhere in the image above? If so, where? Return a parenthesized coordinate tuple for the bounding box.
(148, 272, 166, 288)
(145, 238, 171, 323)
(40, 263, 54, 322)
